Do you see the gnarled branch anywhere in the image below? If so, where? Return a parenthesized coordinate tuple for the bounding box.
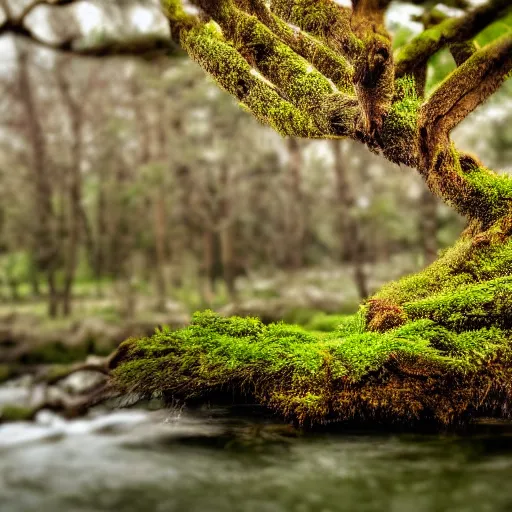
(396, 0, 511, 78)
(188, 0, 359, 136)
(421, 35, 512, 148)
(232, 0, 354, 92)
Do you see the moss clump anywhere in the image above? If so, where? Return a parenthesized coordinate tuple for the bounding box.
(395, 15, 462, 76)
(226, 10, 335, 109)
(367, 299, 408, 332)
(462, 164, 512, 223)
(290, 0, 341, 36)
(110, 206, 512, 428)
(381, 75, 421, 166)
(111, 305, 512, 427)
(376, 228, 512, 307)
(404, 276, 512, 330)
(272, 0, 361, 58)
(202, 5, 360, 135)
(0, 405, 35, 423)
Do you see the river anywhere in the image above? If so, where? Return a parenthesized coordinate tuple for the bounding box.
(2, 403, 512, 512)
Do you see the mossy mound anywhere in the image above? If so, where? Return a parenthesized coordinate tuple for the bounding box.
(110, 310, 512, 427)
(110, 231, 512, 427)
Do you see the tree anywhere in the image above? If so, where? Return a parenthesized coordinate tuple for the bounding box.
(14, 44, 61, 317)
(5, 0, 512, 426)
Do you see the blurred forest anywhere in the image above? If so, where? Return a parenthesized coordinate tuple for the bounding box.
(0, 0, 510, 355)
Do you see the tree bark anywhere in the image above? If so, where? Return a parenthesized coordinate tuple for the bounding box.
(285, 138, 305, 270)
(201, 230, 215, 306)
(154, 190, 168, 311)
(56, 59, 83, 317)
(220, 225, 237, 302)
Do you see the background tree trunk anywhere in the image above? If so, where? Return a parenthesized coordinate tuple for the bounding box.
(331, 140, 369, 299)
(15, 45, 59, 317)
(419, 187, 439, 266)
(285, 138, 305, 270)
(56, 59, 84, 317)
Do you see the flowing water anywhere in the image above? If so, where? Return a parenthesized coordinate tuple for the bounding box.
(2, 404, 512, 512)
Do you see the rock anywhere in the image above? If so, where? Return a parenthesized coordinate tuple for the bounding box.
(57, 370, 107, 395)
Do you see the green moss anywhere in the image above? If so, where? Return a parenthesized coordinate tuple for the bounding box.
(376, 230, 512, 306)
(239, 2, 353, 92)
(375, 237, 473, 304)
(183, 23, 321, 136)
(404, 276, 512, 330)
(471, 238, 512, 279)
(463, 165, 512, 222)
(381, 76, 421, 166)
(161, 0, 197, 41)
(272, 0, 361, 58)
(290, 0, 340, 36)
(232, 12, 334, 107)
(395, 16, 461, 75)
(111, 306, 512, 426)
(0, 405, 35, 423)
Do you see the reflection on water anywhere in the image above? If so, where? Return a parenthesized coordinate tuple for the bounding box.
(2, 406, 512, 512)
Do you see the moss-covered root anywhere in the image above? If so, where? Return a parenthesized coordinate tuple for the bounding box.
(110, 226, 512, 428)
(110, 304, 512, 428)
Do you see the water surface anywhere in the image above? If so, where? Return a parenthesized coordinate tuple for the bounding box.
(2, 406, 512, 512)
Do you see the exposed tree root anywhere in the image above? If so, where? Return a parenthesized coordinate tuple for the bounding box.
(108, 225, 512, 428)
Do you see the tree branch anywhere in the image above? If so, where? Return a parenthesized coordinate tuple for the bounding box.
(11, 29, 181, 58)
(396, 0, 511, 78)
(164, 0, 360, 138)
(42, 362, 110, 386)
(413, 36, 512, 225)
(421, 35, 512, 145)
(232, 0, 354, 92)
(350, 0, 394, 134)
(189, 0, 359, 136)
(181, 22, 322, 137)
(269, 0, 361, 61)
(17, 0, 78, 21)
